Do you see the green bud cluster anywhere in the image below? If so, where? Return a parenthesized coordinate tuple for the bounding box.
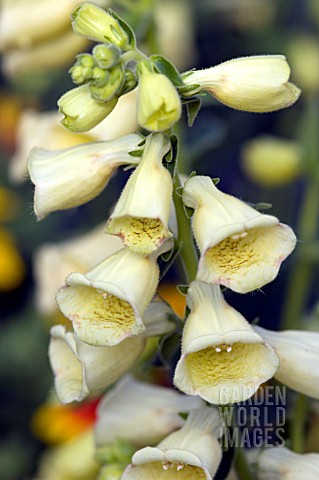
(69, 43, 128, 102)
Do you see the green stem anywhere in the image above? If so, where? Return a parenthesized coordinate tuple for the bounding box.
(291, 394, 308, 453)
(121, 48, 147, 64)
(280, 98, 319, 453)
(281, 179, 319, 330)
(235, 447, 253, 480)
(172, 172, 198, 283)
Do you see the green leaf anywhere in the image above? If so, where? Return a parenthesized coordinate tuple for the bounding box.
(212, 177, 220, 185)
(150, 55, 184, 86)
(107, 9, 136, 49)
(186, 97, 202, 127)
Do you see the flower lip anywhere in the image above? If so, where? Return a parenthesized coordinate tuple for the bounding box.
(184, 330, 263, 354)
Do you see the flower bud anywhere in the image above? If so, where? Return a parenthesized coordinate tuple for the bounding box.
(93, 44, 121, 69)
(122, 406, 222, 480)
(72, 3, 129, 49)
(49, 303, 173, 403)
(241, 135, 302, 187)
(95, 374, 204, 447)
(174, 281, 279, 404)
(106, 133, 173, 254)
(58, 84, 118, 133)
(28, 133, 142, 219)
(254, 326, 319, 400)
(258, 447, 319, 480)
(137, 62, 181, 131)
(55, 246, 171, 347)
(182, 175, 296, 293)
(182, 55, 300, 112)
(70, 63, 93, 85)
(90, 64, 125, 102)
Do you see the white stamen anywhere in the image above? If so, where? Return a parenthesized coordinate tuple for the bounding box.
(215, 346, 222, 352)
(162, 462, 170, 470)
(177, 464, 184, 471)
(226, 346, 232, 352)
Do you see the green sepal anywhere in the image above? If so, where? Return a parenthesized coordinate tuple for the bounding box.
(128, 149, 144, 157)
(163, 134, 178, 178)
(183, 204, 194, 219)
(185, 97, 202, 127)
(178, 83, 200, 95)
(248, 201, 272, 211)
(177, 284, 189, 295)
(107, 8, 136, 49)
(178, 412, 189, 420)
(158, 329, 182, 368)
(212, 177, 220, 185)
(150, 54, 184, 87)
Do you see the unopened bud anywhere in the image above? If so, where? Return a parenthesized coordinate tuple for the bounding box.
(72, 3, 129, 50)
(58, 84, 118, 132)
(89, 64, 124, 102)
(93, 43, 121, 69)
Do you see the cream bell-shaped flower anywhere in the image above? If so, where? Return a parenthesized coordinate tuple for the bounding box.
(182, 175, 296, 293)
(49, 302, 174, 404)
(182, 55, 300, 112)
(254, 326, 319, 400)
(34, 224, 123, 316)
(28, 133, 142, 220)
(174, 281, 279, 404)
(137, 62, 182, 132)
(0, 0, 87, 50)
(257, 446, 319, 480)
(58, 84, 118, 133)
(11, 90, 138, 184)
(105, 133, 173, 254)
(122, 406, 222, 480)
(56, 243, 172, 347)
(95, 374, 204, 447)
(2, 30, 88, 79)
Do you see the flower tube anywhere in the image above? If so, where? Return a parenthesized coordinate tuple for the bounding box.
(28, 133, 142, 219)
(254, 326, 319, 400)
(174, 281, 279, 404)
(258, 447, 319, 479)
(56, 244, 172, 347)
(122, 406, 222, 480)
(49, 302, 174, 404)
(182, 55, 300, 112)
(95, 374, 204, 447)
(182, 175, 296, 293)
(106, 133, 173, 254)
